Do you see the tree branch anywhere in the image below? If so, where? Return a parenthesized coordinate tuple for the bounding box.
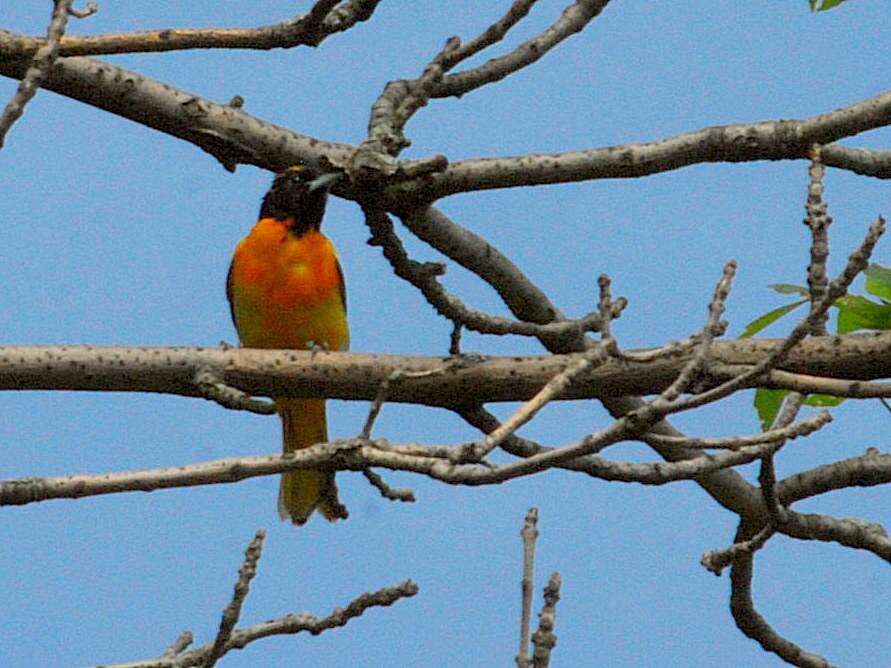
(108, 578, 418, 668)
(729, 544, 836, 668)
(0, 0, 381, 57)
(1, 336, 890, 405)
(2, 48, 891, 192)
(0, 0, 73, 148)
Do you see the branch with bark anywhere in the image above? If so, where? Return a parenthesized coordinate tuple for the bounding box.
(3, 2, 891, 667)
(102, 529, 418, 668)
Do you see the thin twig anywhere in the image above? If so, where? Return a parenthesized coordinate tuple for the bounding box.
(106, 580, 419, 668)
(531, 573, 561, 668)
(194, 367, 276, 415)
(777, 509, 891, 564)
(364, 206, 604, 340)
(804, 145, 833, 336)
(204, 529, 266, 668)
(360, 373, 394, 439)
(652, 260, 735, 404)
(68, 3, 98, 19)
(0, 0, 73, 148)
(449, 322, 463, 355)
(436, 0, 611, 100)
(701, 524, 776, 576)
(758, 393, 806, 526)
(0, 422, 800, 505)
(359, 0, 549, 160)
(516, 508, 539, 668)
(643, 410, 831, 451)
(160, 631, 193, 659)
(462, 344, 610, 462)
(361, 468, 415, 503)
(667, 216, 885, 414)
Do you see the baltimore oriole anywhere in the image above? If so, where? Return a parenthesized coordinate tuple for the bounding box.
(227, 164, 348, 525)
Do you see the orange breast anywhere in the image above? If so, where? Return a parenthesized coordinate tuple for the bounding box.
(229, 218, 349, 351)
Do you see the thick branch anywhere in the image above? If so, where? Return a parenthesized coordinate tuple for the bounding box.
(1, 335, 890, 404)
(0, 50, 353, 171)
(399, 208, 759, 519)
(2, 50, 891, 191)
(402, 90, 891, 199)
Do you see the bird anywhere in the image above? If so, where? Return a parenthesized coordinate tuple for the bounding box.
(227, 164, 349, 525)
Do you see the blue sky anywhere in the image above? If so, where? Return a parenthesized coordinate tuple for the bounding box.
(2, 1, 891, 666)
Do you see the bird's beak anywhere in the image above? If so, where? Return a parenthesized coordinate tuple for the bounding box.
(307, 172, 342, 193)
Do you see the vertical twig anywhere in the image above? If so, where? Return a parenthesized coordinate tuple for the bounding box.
(204, 529, 266, 668)
(804, 144, 832, 336)
(449, 321, 463, 355)
(516, 507, 540, 668)
(531, 573, 562, 668)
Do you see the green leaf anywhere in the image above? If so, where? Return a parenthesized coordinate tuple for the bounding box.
(740, 299, 808, 338)
(803, 394, 845, 407)
(865, 263, 891, 302)
(834, 295, 891, 334)
(768, 284, 810, 297)
(810, 0, 847, 11)
(755, 388, 788, 431)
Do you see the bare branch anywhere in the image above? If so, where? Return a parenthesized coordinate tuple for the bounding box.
(364, 206, 604, 341)
(1, 1, 381, 57)
(701, 525, 775, 577)
(0, 49, 354, 172)
(194, 366, 276, 415)
(644, 410, 831, 451)
(651, 260, 735, 404)
(730, 548, 837, 668)
(67, 3, 98, 20)
(711, 366, 891, 400)
(403, 91, 891, 200)
(779, 449, 891, 506)
(2, 51, 891, 202)
(205, 529, 266, 668)
(436, 1, 611, 100)
(531, 573, 561, 668)
(398, 206, 758, 519)
(821, 144, 891, 179)
(0, 421, 819, 508)
(160, 631, 193, 660)
(804, 145, 832, 336)
(0, 0, 73, 148)
(758, 393, 807, 527)
(359, 373, 394, 440)
(2, 336, 890, 405)
(361, 468, 415, 503)
(666, 216, 885, 414)
(357, 0, 601, 160)
(516, 507, 539, 668)
(107, 579, 418, 668)
(463, 343, 612, 462)
(779, 510, 891, 564)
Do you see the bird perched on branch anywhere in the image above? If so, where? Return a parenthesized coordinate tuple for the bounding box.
(227, 164, 348, 525)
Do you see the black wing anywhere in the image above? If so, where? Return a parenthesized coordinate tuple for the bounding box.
(336, 258, 348, 314)
(226, 260, 239, 334)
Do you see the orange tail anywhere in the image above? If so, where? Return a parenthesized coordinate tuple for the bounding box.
(277, 398, 347, 525)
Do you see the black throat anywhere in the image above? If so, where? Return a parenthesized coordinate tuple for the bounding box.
(259, 188, 328, 235)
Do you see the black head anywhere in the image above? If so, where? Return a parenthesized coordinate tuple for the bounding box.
(259, 165, 340, 234)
